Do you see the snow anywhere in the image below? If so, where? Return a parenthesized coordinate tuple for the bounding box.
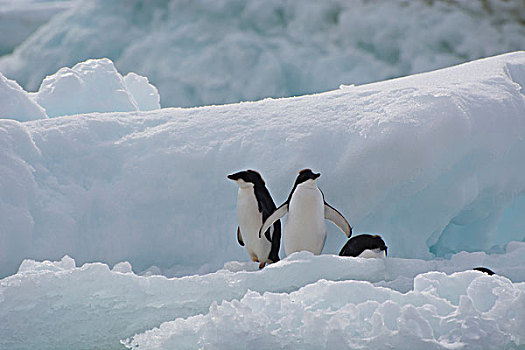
(35, 58, 160, 117)
(0, 58, 160, 119)
(0, 72, 47, 121)
(1, 244, 524, 350)
(123, 72, 161, 111)
(1, 52, 525, 280)
(0, 3, 523, 349)
(0, 0, 524, 107)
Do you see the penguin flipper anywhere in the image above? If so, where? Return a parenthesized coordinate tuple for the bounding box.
(237, 227, 245, 246)
(324, 202, 352, 237)
(264, 225, 273, 243)
(259, 203, 288, 238)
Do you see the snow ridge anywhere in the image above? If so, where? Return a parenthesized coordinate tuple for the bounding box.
(1, 52, 525, 279)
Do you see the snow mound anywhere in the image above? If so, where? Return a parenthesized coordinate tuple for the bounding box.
(1, 0, 524, 107)
(1, 244, 524, 350)
(35, 58, 160, 117)
(1, 52, 525, 278)
(123, 72, 160, 111)
(0, 71, 47, 121)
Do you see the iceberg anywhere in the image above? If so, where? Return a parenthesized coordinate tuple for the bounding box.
(1, 52, 525, 279)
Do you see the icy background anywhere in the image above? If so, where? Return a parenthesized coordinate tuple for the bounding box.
(0, 0, 524, 107)
(1, 1, 525, 348)
(0, 0, 72, 55)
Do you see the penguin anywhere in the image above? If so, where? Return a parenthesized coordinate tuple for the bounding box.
(228, 170, 281, 268)
(473, 267, 495, 275)
(259, 169, 351, 256)
(339, 234, 387, 258)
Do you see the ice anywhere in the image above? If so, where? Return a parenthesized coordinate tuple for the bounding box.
(1, 244, 524, 350)
(0, 57, 161, 118)
(35, 58, 160, 117)
(0, 0, 524, 107)
(0, 71, 47, 121)
(123, 72, 160, 111)
(0, 119, 42, 275)
(0, 0, 72, 55)
(128, 274, 524, 349)
(1, 52, 525, 279)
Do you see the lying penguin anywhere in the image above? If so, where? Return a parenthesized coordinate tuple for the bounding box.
(228, 170, 281, 268)
(473, 267, 495, 275)
(339, 234, 387, 258)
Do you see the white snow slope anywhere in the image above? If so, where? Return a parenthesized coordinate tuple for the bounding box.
(0, 0, 524, 107)
(1, 51, 525, 280)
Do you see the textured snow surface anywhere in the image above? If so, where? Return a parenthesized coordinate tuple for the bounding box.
(1, 244, 524, 350)
(1, 52, 525, 279)
(0, 0, 524, 107)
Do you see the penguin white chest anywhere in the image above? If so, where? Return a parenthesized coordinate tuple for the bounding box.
(237, 187, 270, 261)
(284, 184, 326, 255)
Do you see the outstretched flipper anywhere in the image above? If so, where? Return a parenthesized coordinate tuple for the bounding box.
(237, 227, 244, 246)
(324, 202, 352, 237)
(259, 203, 288, 238)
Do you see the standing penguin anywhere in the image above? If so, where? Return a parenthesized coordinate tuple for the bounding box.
(339, 234, 387, 258)
(228, 170, 281, 268)
(259, 169, 351, 256)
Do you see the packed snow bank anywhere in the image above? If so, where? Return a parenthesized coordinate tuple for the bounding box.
(0, 0, 72, 55)
(1, 52, 525, 278)
(129, 274, 524, 350)
(0, 120, 42, 275)
(35, 58, 160, 117)
(0, 71, 47, 121)
(0, 0, 524, 107)
(1, 244, 524, 350)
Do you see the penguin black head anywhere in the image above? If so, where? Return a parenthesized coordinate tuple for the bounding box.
(227, 170, 265, 187)
(362, 234, 388, 256)
(295, 168, 321, 185)
(372, 235, 388, 255)
(339, 234, 388, 257)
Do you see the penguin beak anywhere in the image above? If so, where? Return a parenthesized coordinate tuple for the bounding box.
(227, 174, 236, 181)
(313, 173, 321, 179)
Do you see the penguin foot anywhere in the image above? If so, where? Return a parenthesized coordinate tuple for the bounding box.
(258, 262, 266, 269)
